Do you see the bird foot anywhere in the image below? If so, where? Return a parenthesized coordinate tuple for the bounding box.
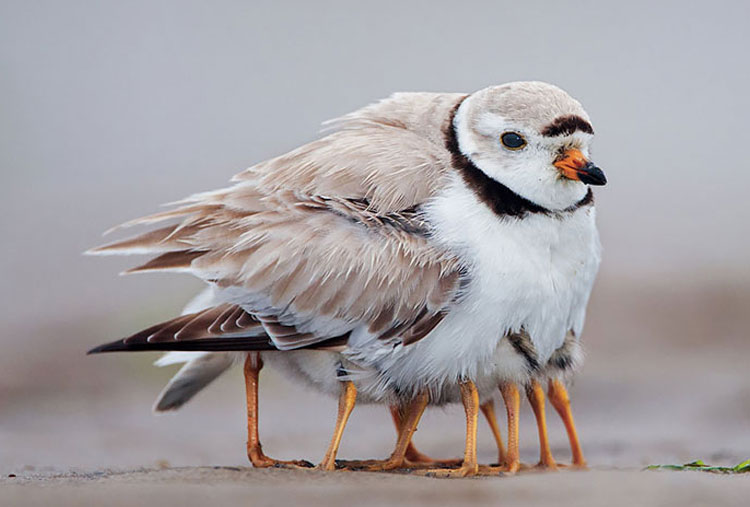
(414, 463, 481, 478)
(407, 457, 463, 468)
(325, 458, 403, 471)
(568, 460, 588, 470)
(249, 453, 314, 469)
(272, 459, 315, 469)
(333, 456, 458, 471)
(363, 459, 406, 472)
(532, 460, 560, 472)
(403, 449, 463, 468)
(490, 460, 520, 476)
(332, 458, 378, 469)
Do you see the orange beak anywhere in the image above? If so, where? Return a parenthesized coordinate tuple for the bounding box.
(554, 149, 607, 186)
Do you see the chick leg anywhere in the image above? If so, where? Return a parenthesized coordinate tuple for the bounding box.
(318, 380, 358, 471)
(480, 399, 507, 466)
(244, 353, 312, 468)
(360, 390, 430, 471)
(390, 405, 462, 467)
(393, 405, 432, 464)
(339, 397, 460, 470)
(415, 380, 481, 478)
(499, 382, 521, 474)
(548, 379, 587, 468)
(526, 379, 558, 470)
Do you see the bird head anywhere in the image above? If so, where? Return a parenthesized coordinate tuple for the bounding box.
(454, 81, 606, 211)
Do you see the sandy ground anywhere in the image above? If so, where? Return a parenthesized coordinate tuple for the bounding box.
(2, 277, 750, 505)
(3, 468, 750, 507)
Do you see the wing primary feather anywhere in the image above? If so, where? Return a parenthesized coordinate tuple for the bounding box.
(400, 311, 446, 346)
(124, 250, 207, 274)
(87, 333, 351, 354)
(87, 336, 277, 353)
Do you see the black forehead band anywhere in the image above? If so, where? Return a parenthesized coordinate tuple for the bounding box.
(540, 115, 594, 137)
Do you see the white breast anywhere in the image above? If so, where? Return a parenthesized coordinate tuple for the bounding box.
(345, 174, 601, 402)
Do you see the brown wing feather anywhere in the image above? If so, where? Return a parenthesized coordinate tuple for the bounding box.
(87, 304, 353, 354)
(90, 225, 181, 254)
(207, 305, 242, 334)
(125, 250, 207, 274)
(89, 92, 467, 351)
(94, 305, 264, 350)
(89, 300, 443, 354)
(401, 311, 447, 346)
(173, 305, 236, 340)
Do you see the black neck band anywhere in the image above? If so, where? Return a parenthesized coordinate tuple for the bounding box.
(444, 100, 593, 218)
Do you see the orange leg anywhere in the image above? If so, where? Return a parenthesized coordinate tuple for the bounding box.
(389, 405, 462, 467)
(391, 405, 432, 464)
(500, 382, 521, 474)
(480, 399, 506, 466)
(548, 378, 587, 468)
(527, 379, 558, 470)
(415, 380, 481, 478)
(318, 380, 358, 471)
(243, 353, 312, 468)
(361, 391, 430, 471)
(338, 398, 460, 470)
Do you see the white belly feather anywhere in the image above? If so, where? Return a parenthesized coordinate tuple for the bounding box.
(345, 175, 601, 402)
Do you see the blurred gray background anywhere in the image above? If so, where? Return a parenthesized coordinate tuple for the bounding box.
(1, 0, 749, 476)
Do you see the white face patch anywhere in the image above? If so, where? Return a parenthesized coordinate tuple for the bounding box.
(454, 100, 594, 211)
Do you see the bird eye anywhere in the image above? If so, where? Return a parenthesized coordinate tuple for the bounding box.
(500, 132, 526, 150)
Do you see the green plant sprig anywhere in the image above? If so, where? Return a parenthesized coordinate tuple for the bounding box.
(645, 459, 750, 474)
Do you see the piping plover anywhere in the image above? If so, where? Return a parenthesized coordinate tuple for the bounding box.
(89, 81, 605, 476)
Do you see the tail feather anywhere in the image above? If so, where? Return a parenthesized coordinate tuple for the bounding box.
(153, 352, 236, 412)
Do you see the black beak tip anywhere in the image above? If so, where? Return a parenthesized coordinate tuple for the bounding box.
(580, 163, 607, 186)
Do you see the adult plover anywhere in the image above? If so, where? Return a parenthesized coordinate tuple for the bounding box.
(89, 81, 605, 476)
